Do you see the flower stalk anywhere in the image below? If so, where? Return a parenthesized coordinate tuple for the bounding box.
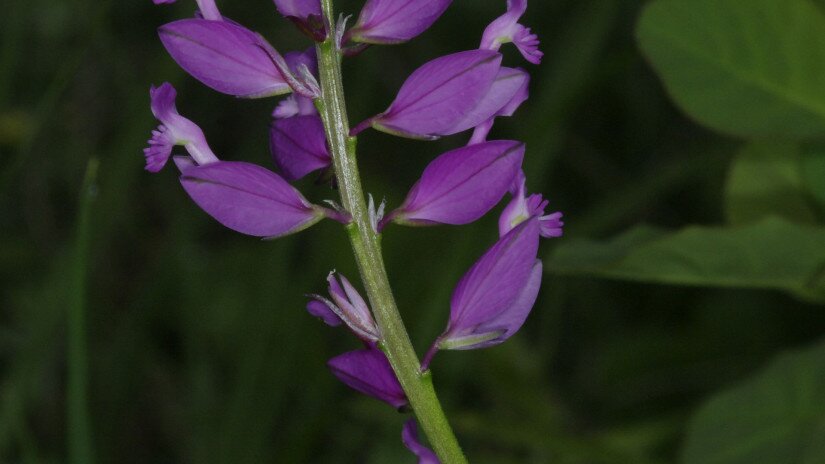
(315, 1, 466, 462)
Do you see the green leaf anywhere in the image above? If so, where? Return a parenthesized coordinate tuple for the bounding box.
(802, 147, 825, 209)
(546, 217, 825, 302)
(680, 338, 825, 464)
(636, 0, 825, 139)
(725, 141, 819, 225)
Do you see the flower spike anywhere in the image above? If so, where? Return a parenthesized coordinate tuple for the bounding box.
(144, 83, 218, 172)
(159, 19, 291, 98)
(385, 141, 524, 229)
(328, 346, 408, 410)
(348, 0, 453, 45)
(402, 420, 441, 464)
(480, 0, 543, 64)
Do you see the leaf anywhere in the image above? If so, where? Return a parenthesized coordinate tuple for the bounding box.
(546, 217, 825, 303)
(637, 0, 825, 139)
(680, 338, 825, 464)
(802, 147, 825, 209)
(725, 141, 819, 225)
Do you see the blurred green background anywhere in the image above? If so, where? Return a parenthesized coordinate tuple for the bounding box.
(2, 0, 825, 462)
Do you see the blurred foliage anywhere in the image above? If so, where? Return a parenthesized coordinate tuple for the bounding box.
(1, 0, 824, 463)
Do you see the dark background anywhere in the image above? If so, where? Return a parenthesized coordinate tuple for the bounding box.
(2, 0, 824, 463)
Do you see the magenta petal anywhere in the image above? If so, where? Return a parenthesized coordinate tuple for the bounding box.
(145, 83, 218, 171)
(402, 420, 441, 464)
(179, 161, 322, 237)
(159, 19, 290, 98)
(273, 0, 321, 19)
(273, 0, 325, 40)
(393, 141, 524, 226)
(327, 347, 408, 409)
(283, 47, 319, 78)
(270, 115, 331, 181)
(480, 0, 542, 64)
(493, 67, 530, 118)
(325, 273, 380, 342)
(444, 67, 529, 134)
(367, 50, 502, 139)
(350, 0, 453, 44)
(449, 260, 542, 350)
(307, 299, 343, 327)
(441, 218, 540, 349)
(540, 212, 564, 238)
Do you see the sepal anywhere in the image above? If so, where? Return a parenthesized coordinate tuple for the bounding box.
(386, 141, 524, 228)
(327, 345, 408, 409)
(159, 19, 291, 98)
(348, 0, 452, 45)
(178, 161, 324, 237)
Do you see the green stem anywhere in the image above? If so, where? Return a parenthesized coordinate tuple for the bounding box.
(68, 158, 98, 464)
(315, 2, 467, 463)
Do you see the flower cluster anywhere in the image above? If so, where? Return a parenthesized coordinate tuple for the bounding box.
(145, 0, 561, 460)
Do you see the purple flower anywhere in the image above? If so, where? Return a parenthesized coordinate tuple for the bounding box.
(499, 172, 564, 238)
(268, 48, 330, 180)
(152, 0, 222, 21)
(272, 95, 316, 119)
(270, 115, 331, 181)
(423, 218, 542, 366)
(351, 50, 503, 139)
(273, 0, 326, 41)
(144, 82, 218, 172)
(348, 0, 453, 44)
(385, 141, 524, 228)
(273, 0, 321, 20)
(402, 420, 440, 464)
(328, 346, 408, 409)
(178, 160, 330, 238)
(307, 273, 380, 342)
(306, 299, 342, 327)
(480, 0, 543, 64)
(468, 67, 530, 144)
(159, 19, 291, 98)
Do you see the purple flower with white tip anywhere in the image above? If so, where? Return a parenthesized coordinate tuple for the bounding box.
(480, 0, 543, 64)
(423, 218, 542, 367)
(177, 161, 342, 238)
(273, 0, 326, 41)
(144, 83, 218, 172)
(328, 345, 408, 409)
(159, 19, 291, 98)
(307, 273, 380, 342)
(499, 172, 564, 238)
(384, 140, 524, 229)
(152, 0, 222, 21)
(348, 0, 452, 44)
(351, 50, 503, 139)
(402, 420, 440, 464)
